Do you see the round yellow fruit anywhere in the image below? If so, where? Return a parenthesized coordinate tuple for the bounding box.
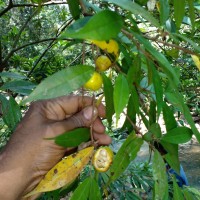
(91, 39, 119, 57)
(84, 72, 103, 91)
(92, 147, 113, 172)
(95, 55, 112, 72)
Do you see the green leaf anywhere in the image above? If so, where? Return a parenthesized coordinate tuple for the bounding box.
(104, 0, 159, 27)
(165, 90, 200, 142)
(60, 10, 123, 40)
(140, 111, 149, 129)
(164, 153, 180, 175)
(0, 72, 26, 79)
(127, 55, 141, 85)
(187, 0, 195, 29)
(182, 189, 195, 200)
(149, 123, 162, 138)
(24, 65, 94, 103)
(161, 127, 193, 144)
(173, 0, 185, 29)
(149, 100, 156, 126)
(183, 187, 200, 199)
(0, 95, 22, 131)
(113, 74, 130, 123)
(102, 74, 114, 127)
(109, 133, 143, 182)
(150, 63, 163, 116)
(152, 150, 168, 200)
(1, 80, 36, 95)
(67, 0, 80, 20)
(121, 87, 138, 132)
(162, 102, 177, 132)
(173, 176, 184, 200)
(159, 0, 170, 26)
(88, 178, 102, 200)
(161, 141, 180, 173)
(133, 33, 180, 87)
(70, 177, 101, 200)
(51, 128, 90, 147)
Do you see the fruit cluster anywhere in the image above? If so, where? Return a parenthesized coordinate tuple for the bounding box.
(84, 39, 119, 91)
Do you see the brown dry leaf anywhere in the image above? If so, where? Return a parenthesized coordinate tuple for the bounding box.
(24, 146, 94, 198)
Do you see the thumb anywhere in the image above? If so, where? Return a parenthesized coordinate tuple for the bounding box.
(53, 106, 98, 134)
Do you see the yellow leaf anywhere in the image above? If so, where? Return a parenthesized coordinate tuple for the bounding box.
(24, 146, 94, 198)
(191, 55, 200, 71)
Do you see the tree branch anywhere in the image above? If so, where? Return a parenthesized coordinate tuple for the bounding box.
(1, 9, 37, 70)
(27, 18, 74, 77)
(0, 0, 13, 17)
(144, 35, 200, 56)
(0, 1, 68, 17)
(121, 29, 200, 57)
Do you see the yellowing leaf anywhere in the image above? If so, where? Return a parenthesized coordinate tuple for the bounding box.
(191, 55, 200, 71)
(24, 146, 94, 198)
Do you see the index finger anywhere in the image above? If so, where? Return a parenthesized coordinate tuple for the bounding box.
(40, 95, 106, 121)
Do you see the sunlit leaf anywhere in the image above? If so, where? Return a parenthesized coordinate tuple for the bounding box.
(152, 150, 168, 200)
(161, 127, 193, 144)
(113, 74, 130, 123)
(50, 128, 90, 147)
(60, 10, 123, 40)
(191, 55, 200, 71)
(24, 65, 94, 103)
(24, 147, 94, 198)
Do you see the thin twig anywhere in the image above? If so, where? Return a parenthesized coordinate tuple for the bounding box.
(121, 29, 200, 56)
(2, 9, 37, 67)
(122, 111, 143, 136)
(27, 18, 74, 77)
(0, 1, 68, 17)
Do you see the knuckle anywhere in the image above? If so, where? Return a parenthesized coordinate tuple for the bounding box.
(70, 115, 87, 128)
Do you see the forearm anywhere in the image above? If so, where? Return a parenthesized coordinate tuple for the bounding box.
(0, 145, 32, 200)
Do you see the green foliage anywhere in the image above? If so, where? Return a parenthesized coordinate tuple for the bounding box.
(50, 128, 90, 148)
(1, 0, 200, 199)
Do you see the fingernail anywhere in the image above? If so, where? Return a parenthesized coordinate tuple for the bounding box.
(83, 106, 98, 120)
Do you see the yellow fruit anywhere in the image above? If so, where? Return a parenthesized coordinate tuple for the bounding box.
(84, 72, 103, 91)
(95, 55, 112, 72)
(91, 39, 119, 57)
(92, 147, 113, 172)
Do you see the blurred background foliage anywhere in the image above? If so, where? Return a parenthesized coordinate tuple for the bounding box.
(0, 0, 200, 199)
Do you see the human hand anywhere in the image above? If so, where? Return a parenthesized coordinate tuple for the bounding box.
(0, 95, 111, 200)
